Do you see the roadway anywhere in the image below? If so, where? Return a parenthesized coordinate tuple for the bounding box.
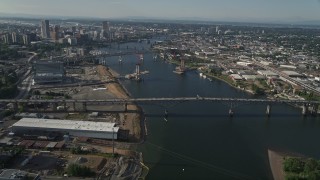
(15, 52, 37, 99)
(1, 97, 319, 105)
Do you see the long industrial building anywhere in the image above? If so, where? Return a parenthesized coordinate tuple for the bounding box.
(12, 118, 119, 140)
(33, 60, 64, 84)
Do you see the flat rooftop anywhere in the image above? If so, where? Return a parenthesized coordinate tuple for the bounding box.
(282, 71, 303, 76)
(12, 118, 119, 133)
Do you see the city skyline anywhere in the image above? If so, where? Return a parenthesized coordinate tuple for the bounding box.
(0, 0, 320, 23)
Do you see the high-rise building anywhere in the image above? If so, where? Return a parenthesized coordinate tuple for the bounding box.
(2, 34, 11, 44)
(22, 34, 30, 45)
(93, 30, 100, 40)
(50, 31, 58, 41)
(12, 32, 18, 43)
(71, 26, 76, 33)
(54, 25, 60, 33)
(68, 38, 77, 46)
(41, 20, 50, 38)
(102, 21, 110, 32)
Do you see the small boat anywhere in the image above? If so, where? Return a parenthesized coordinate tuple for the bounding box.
(119, 56, 122, 63)
(208, 78, 213, 82)
(173, 67, 185, 75)
(164, 118, 168, 122)
(199, 73, 203, 77)
(203, 75, 207, 79)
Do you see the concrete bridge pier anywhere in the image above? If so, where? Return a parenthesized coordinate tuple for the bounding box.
(52, 103, 58, 111)
(302, 104, 308, 116)
(124, 103, 128, 112)
(72, 102, 76, 111)
(164, 109, 168, 118)
(266, 104, 272, 117)
(82, 102, 87, 112)
(311, 104, 319, 116)
(229, 108, 234, 118)
(13, 102, 18, 112)
(22, 103, 28, 112)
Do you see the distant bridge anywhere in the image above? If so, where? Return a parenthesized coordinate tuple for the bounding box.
(1, 97, 319, 116)
(63, 50, 151, 64)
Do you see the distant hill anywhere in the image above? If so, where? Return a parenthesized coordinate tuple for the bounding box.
(0, 12, 320, 27)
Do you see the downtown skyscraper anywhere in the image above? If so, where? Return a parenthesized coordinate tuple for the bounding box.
(41, 20, 50, 39)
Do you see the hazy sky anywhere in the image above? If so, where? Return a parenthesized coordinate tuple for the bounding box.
(0, 0, 320, 21)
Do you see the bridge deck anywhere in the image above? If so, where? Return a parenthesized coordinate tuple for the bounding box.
(0, 97, 319, 105)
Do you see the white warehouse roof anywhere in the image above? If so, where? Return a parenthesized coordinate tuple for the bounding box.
(282, 71, 303, 77)
(12, 118, 119, 133)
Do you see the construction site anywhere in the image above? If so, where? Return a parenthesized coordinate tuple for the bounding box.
(0, 62, 147, 179)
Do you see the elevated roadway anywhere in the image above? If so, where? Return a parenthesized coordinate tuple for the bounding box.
(1, 97, 319, 105)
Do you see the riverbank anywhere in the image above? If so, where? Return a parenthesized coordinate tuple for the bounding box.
(156, 55, 257, 95)
(203, 72, 256, 95)
(268, 149, 285, 180)
(96, 65, 149, 178)
(96, 65, 144, 143)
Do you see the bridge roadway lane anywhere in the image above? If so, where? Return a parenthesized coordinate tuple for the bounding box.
(0, 97, 319, 105)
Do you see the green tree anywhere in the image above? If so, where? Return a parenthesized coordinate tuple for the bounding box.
(284, 157, 305, 173)
(67, 164, 95, 177)
(304, 158, 318, 173)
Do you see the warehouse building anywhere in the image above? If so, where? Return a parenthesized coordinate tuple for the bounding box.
(33, 60, 64, 84)
(282, 71, 305, 78)
(11, 118, 119, 140)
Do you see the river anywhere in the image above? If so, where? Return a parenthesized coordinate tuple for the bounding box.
(102, 39, 320, 180)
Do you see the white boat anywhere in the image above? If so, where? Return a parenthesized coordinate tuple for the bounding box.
(203, 75, 207, 79)
(199, 73, 203, 77)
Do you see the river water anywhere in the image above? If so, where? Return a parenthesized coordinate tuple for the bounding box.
(102, 40, 320, 180)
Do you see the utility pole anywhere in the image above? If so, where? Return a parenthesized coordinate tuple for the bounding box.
(112, 127, 115, 156)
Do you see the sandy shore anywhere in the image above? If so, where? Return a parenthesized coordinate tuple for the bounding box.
(268, 149, 285, 180)
(96, 65, 142, 142)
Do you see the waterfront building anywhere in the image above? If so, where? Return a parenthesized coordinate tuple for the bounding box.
(12, 118, 119, 140)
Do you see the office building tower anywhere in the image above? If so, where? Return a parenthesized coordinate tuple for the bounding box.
(41, 20, 50, 38)
(102, 21, 110, 32)
(50, 31, 58, 41)
(12, 32, 18, 43)
(2, 34, 11, 44)
(22, 34, 30, 45)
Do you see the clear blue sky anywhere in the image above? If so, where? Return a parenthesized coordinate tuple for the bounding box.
(1, 0, 320, 22)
